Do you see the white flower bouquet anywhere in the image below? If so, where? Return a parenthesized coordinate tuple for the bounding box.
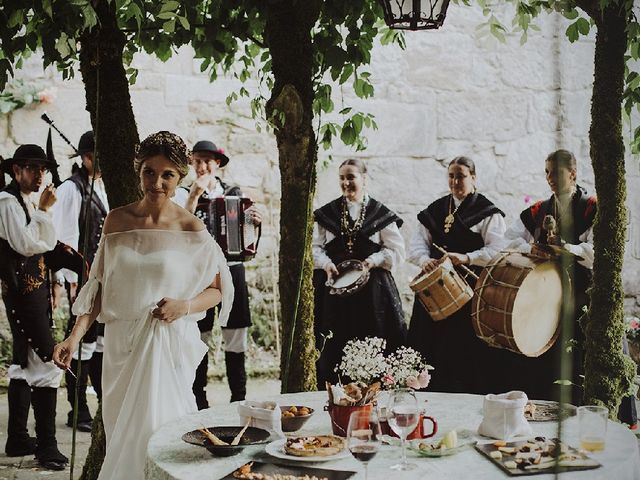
(328, 337, 433, 407)
(383, 345, 432, 390)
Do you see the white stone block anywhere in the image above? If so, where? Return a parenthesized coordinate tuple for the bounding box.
(438, 91, 529, 142)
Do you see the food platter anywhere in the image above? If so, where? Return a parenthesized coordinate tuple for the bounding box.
(265, 437, 350, 463)
(220, 461, 355, 480)
(475, 436, 600, 476)
(409, 429, 476, 457)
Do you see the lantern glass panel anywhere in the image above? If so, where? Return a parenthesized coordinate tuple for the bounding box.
(381, 0, 450, 30)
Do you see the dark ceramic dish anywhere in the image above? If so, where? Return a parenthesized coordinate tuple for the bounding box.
(182, 426, 270, 457)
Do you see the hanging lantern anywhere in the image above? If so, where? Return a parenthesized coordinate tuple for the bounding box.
(380, 0, 451, 30)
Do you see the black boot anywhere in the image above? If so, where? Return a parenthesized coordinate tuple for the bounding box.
(5, 379, 36, 456)
(66, 359, 93, 432)
(31, 387, 68, 471)
(225, 352, 247, 402)
(192, 353, 209, 410)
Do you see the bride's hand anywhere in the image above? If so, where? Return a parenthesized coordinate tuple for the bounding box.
(152, 297, 189, 323)
(53, 338, 79, 370)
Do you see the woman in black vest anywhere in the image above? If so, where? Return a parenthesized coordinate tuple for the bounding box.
(407, 156, 505, 394)
(503, 149, 595, 402)
(313, 158, 406, 387)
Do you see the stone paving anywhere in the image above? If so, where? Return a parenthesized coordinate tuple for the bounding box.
(0, 379, 281, 480)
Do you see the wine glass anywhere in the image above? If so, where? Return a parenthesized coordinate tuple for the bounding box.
(387, 388, 419, 471)
(347, 410, 382, 480)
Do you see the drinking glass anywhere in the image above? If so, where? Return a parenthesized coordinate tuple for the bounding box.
(578, 405, 608, 452)
(387, 388, 419, 471)
(347, 410, 382, 480)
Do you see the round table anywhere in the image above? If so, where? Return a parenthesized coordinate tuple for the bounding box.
(146, 391, 640, 479)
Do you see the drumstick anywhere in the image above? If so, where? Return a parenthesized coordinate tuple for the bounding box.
(432, 243, 479, 280)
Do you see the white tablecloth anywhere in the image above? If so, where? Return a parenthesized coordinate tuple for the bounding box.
(146, 391, 640, 480)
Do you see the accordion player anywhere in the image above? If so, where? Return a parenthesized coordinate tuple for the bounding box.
(195, 195, 261, 261)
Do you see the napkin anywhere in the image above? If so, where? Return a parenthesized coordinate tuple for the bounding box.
(237, 400, 285, 439)
(478, 391, 533, 440)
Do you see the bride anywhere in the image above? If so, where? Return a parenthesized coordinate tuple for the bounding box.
(53, 131, 233, 479)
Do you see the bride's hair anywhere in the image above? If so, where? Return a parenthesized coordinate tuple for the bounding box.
(134, 131, 190, 179)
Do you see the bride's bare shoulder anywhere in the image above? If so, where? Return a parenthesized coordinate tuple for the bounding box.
(102, 203, 139, 235)
(174, 204, 205, 232)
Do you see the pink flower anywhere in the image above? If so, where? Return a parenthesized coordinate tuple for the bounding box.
(406, 375, 420, 389)
(524, 195, 532, 204)
(631, 319, 640, 330)
(417, 370, 431, 389)
(37, 87, 57, 104)
(382, 374, 395, 386)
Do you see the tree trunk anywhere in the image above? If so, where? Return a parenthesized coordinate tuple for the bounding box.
(265, 0, 322, 393)
(77, 1, 140, 478)
(581, 3, 635, 413)
(79, 0, 140, 208)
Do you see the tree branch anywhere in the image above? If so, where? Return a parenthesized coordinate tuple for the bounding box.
(574, 0, 600, 21)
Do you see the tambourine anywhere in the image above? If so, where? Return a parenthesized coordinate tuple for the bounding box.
(326, 259, 370, 297)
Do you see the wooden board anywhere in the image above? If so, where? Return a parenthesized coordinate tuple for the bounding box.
(219, 461, 356, 480)
(475, 437, 600, 476)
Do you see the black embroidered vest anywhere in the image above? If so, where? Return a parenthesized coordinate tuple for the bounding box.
(417, 192, 504, 259)
(520, 185, 596, 245)
(0, 181, 54, 364)
(65, 167, 108, 264)
(314, 197, 403, 265)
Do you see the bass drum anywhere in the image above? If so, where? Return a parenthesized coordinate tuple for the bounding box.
(471, 252, 562, 357)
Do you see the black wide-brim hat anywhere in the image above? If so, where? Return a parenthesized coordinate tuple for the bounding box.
(192, 140, 230, 167)
(1, 144, 58, 174)
(70, 130, 94, 158)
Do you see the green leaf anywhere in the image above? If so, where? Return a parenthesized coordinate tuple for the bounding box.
(576, 18, 591, 36)
(163, 19, 176, 34)
(81, 5, 98, 29)
(55, 34, 71, 58)
(563, 9, 579, 20)
(339, 64, 354, 85)
(43, 0, 53, 17)
(566, 23, 579, 43)
(340, 122, 356, 145)
(177, 15, 190, 30)
(351, 114, 363, 134)
(128, 69, 138, 85)
(160, 1, 180, 13)
(8, 10, 23, 29)
(157, 12, 175, 20)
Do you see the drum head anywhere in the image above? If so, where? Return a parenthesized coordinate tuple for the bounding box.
(332, 268, 364, 289)
(511, 262, 562, 356)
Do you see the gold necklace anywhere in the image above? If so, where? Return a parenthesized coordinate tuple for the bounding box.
(341, 197, 367, 253)
(444, 196, 462, 233)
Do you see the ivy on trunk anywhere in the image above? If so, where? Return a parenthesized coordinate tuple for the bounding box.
(264, 0, 322, 393)
(576, 0, 636, 413)
(77, 1, 140, 478)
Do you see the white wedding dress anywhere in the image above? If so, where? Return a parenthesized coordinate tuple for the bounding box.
(72, 229, 233, 480)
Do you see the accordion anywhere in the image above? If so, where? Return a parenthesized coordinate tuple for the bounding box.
(195, 196, 261, 262)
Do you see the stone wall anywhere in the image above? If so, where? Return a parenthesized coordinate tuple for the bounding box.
(1, 6, 639, 321)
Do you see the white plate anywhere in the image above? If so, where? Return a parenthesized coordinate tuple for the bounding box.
(265, 439, 351, 462)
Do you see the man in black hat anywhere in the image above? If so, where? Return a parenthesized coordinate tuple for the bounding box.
(0, 144, 69, 470)
(51, 130, 108, 432)
(174, 140, 261, 405)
